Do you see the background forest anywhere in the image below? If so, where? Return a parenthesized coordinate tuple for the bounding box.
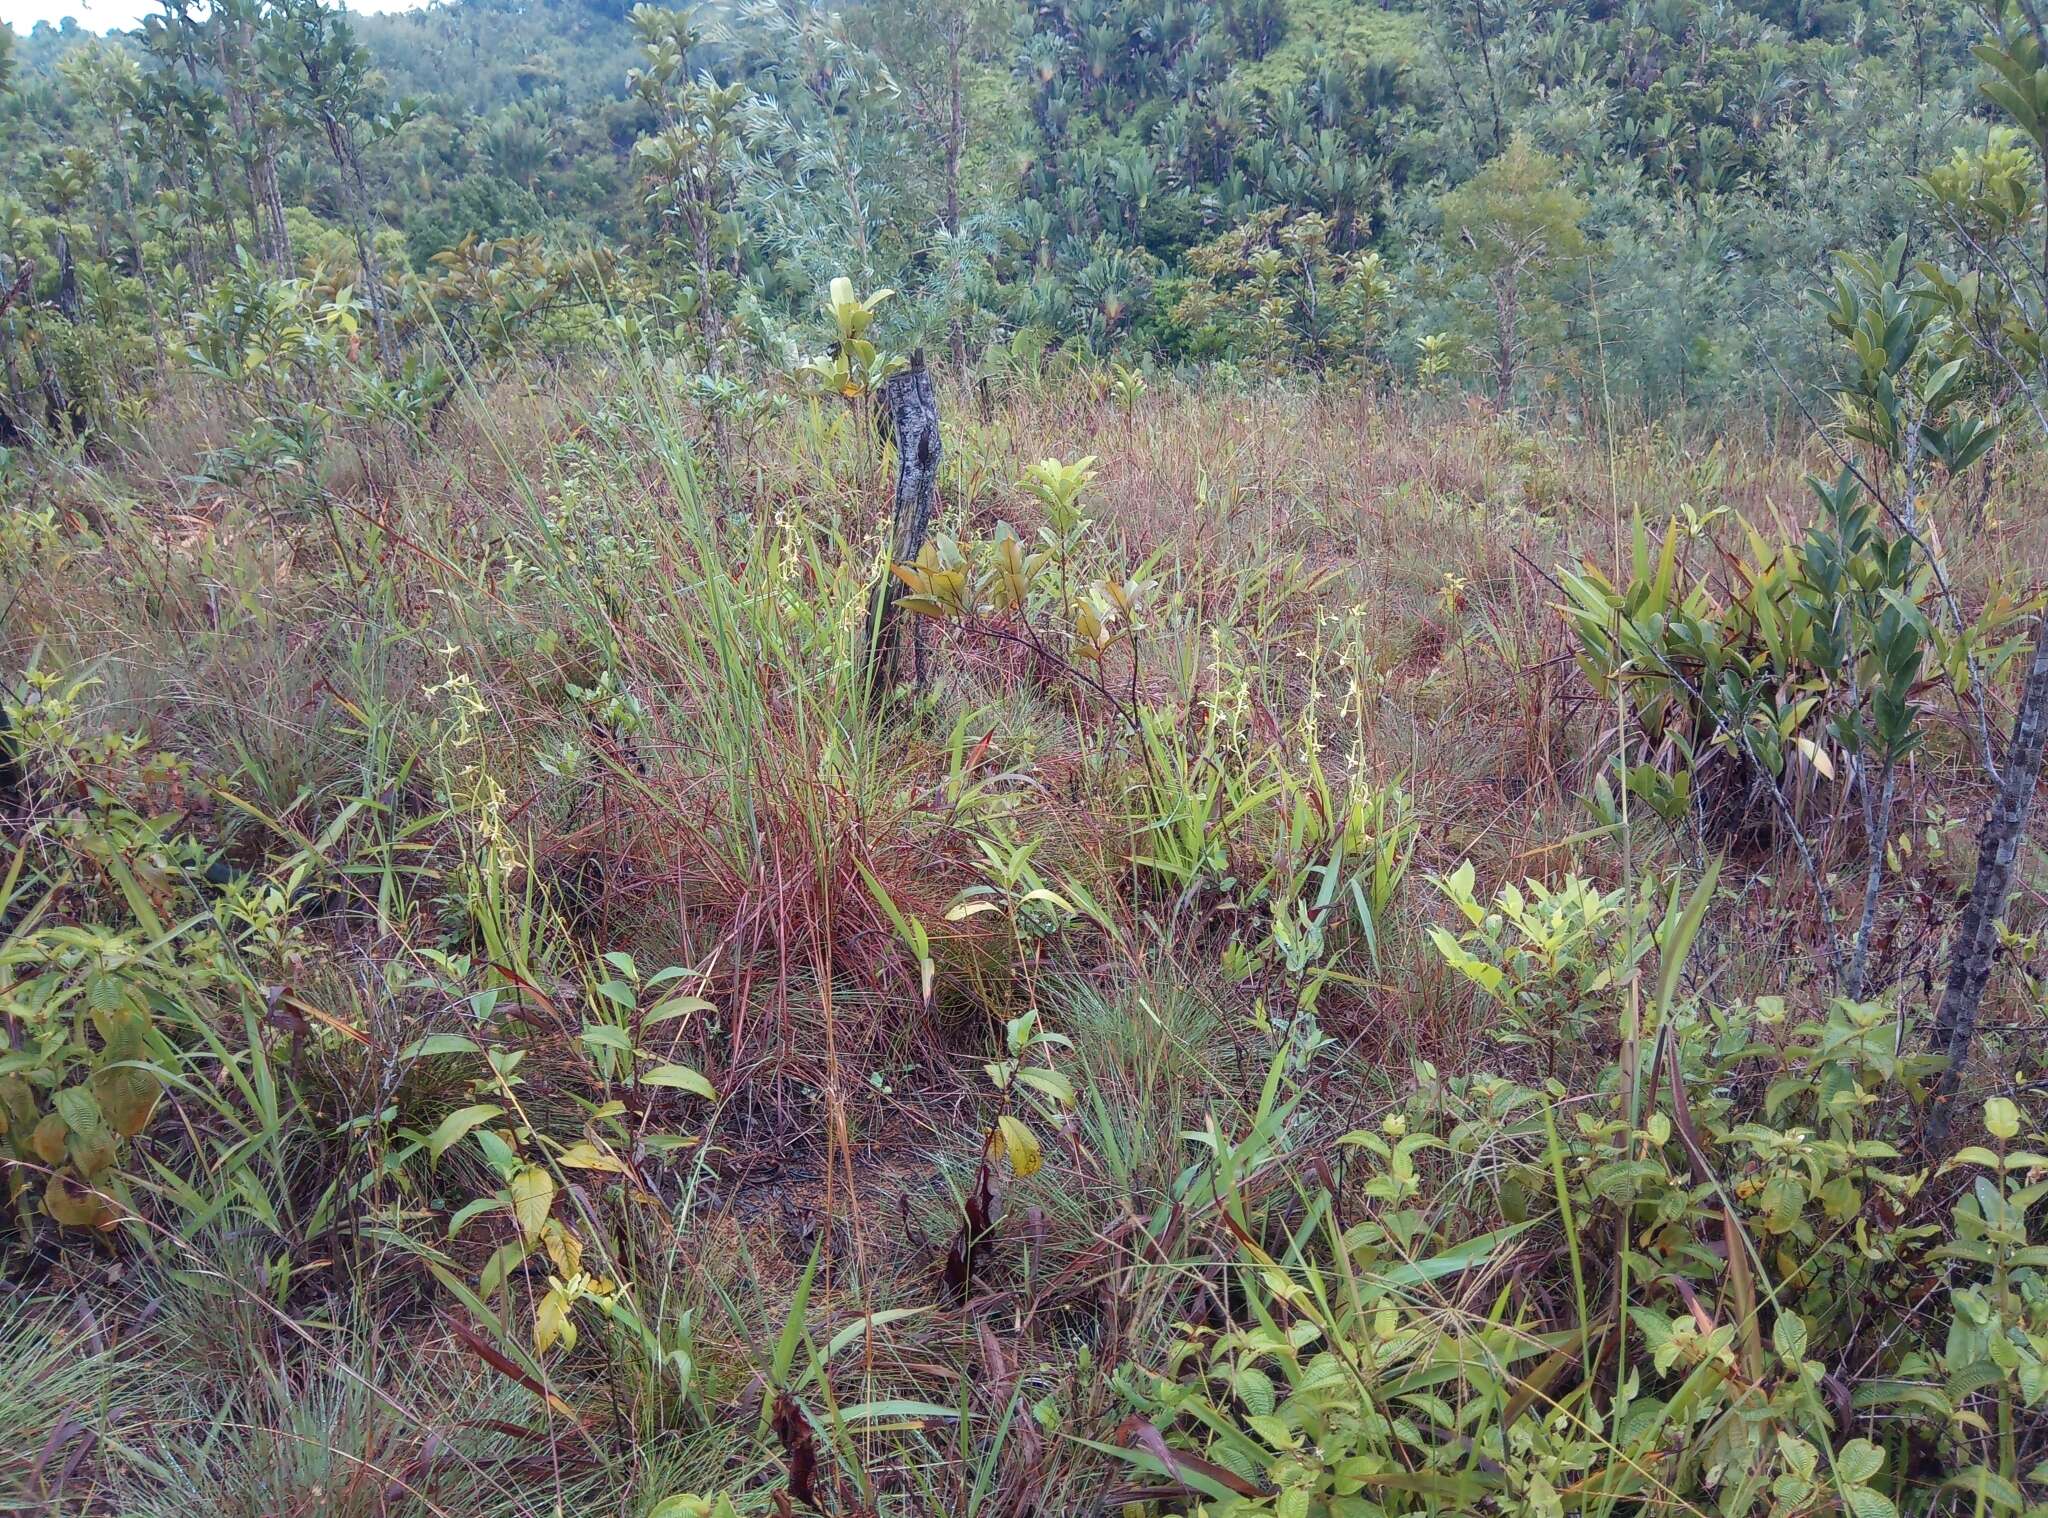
(5, 1, 2048, 1517)
(0, 0, 2002, 422)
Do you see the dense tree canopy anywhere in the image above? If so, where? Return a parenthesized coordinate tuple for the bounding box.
(0, 0, 2009, 424)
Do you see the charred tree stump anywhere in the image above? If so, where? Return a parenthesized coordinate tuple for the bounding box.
(866, 350, 942, 700)
(1928, 607, 2048, 1147)
(24, 239, 86, 442)
(0, 703, 21, 821)
(54, 233, 79, 325)
(0, 263, 30, 447)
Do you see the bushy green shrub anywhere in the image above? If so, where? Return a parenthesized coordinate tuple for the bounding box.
(1112, 866, 2048, 1517)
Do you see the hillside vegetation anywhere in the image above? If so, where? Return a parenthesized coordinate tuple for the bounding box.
(3, 1, 2048, 1516)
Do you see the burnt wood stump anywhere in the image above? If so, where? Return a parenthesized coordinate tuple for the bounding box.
(866, 349, 942, 699)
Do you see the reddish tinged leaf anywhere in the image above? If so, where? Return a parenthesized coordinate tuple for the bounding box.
(770, 1390, 820, 1510)
(443, 1315, 580, 1421)
(940, 1157, 1000, 1303)
(1113, 1414, 1267, 1499)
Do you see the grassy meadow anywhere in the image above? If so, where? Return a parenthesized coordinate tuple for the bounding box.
(2, 351, 2046, 1516)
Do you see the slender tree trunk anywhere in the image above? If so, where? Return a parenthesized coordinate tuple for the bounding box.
(54, 233, 79, 324)
(0, 261, 34, 446)
(1847, 754, 1898, 1001)
(178, 48, 242, 260)
(221, 18, 292, 272)
(693, 201, 719, 374)
(258, 133, 292, 271)
(105, 150, 169, 367)
(943, 33, 963, 241)
(205, 144, 241, 259)
(1929, 607, 2048, 1145)
(219, 30, 258, 237)
(1493, 271, 1518, 407)
(10, 233, 80, 440)
(177, 159, 211, 297)
(839, 149, 872, 279)
(1927, 46, 2048, 1148)
(1469, 0, 1505, 153)
(327, 114, 394, 373)
(944, 21, 968, 375)
(684, 186, 731, 461)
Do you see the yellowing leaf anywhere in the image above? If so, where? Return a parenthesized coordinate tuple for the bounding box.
(43, 1171, 115, 1230)
(559, 1140, 627, 1173)
(69, 1124, 117, 1180)
(541, 1217, 583, 1277)
(510, 1165, 555, 1244)
(30, 1112, 69, 1166)
(995, 1114, 1042, 1177)
(92, 1063, 161, 1138)
(649, 1496, 740, 1518)
(535, 1286, 577, 1355)
(1792, 736, 1836, 780)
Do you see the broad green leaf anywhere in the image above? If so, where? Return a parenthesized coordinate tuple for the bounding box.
(1013, 1066, 1075, 1108)
(1842, 1483, 1896, 1518)
(1835, 1438, 1885, 1485)
(641, 1063, 716, 1099)
(1772, 1309, 1809, 1369)
(402, 1034, 483, 1060)
(427, 1104, 503, 1163)
(479, 1238, 530, 1298)
(645, 995, 715, 1025)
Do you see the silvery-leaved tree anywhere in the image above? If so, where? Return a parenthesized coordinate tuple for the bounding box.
(1915, 0, 2048, 1144)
